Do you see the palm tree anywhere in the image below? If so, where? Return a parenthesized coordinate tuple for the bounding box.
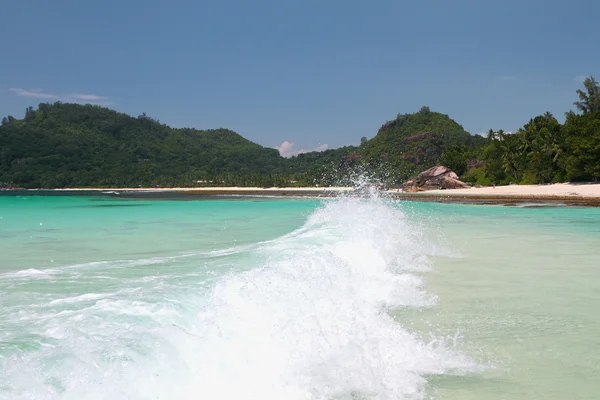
(500, 134, 522, 181)
(574, 76, 600, 114)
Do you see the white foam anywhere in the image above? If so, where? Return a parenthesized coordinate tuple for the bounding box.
(47, 293, 115, 306)
(0, 268, 59, 280)
(0, 195, 480, 399)
(166, 197, 477, 399)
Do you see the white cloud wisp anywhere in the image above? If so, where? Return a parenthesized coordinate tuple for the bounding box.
(9, 88, 111, 106)
(275, 141, 329, 158)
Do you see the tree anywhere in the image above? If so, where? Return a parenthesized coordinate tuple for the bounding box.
(574, 76, 600, 114)
(1, 117, 8, 125)
(360, 136, 368, 146)
(1, 147, 11, 166)
(440, 145, 473, 176)
(562, 113, 600, 181)
(496, 112, 565, 184)
(499, 134, 523, 182)
(559, 77, 600, 182)
(24, 106, 35, 120)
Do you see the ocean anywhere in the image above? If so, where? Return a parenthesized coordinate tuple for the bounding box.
(0, 193, 599, 399)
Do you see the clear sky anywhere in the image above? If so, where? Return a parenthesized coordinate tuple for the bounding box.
(1, 0, 598, 156)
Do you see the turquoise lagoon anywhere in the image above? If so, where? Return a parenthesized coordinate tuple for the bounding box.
(0, 194, 599, 399)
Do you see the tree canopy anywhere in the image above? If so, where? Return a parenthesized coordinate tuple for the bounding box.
(574, 76, 600, 115)
(0, 102, 285, 188)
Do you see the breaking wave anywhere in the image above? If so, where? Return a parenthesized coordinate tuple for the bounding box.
(0, 194, 479, 399)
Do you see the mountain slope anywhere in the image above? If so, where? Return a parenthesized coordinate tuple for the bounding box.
(0, 103, 284, 188)
(359, 106, 486, 180)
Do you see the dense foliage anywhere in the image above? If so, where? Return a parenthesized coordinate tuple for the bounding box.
(0, 103, 285, 188)
(465, 77, 600, 186)
(298, 78, 600, 187)
(281, 107, 488, 186)
(357, 106, 486, 183)
(1, 77, 598, 189)
(284, 146, 359, 186)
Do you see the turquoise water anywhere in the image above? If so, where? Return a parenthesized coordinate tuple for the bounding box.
(1, 194, 599, 399)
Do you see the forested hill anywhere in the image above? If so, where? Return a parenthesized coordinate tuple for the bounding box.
(358, 106, 486, 180)
(291, 74, 600, 186)
(0, 103, 285, 188)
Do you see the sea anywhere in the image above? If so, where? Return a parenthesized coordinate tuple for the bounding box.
(0, 192, 599, 400)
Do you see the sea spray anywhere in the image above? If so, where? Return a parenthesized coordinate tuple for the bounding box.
(0, 194, 478, 399)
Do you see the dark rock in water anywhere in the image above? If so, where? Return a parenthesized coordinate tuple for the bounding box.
(404, 165, 471, 191)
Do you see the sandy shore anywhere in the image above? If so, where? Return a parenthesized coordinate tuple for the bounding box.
(17, 183, 600, 206)
(406, 183, 600, 198)
(46, 183, 600, 197)
(388, 183, 600, 206)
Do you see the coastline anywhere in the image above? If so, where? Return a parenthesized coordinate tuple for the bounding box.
(388, 183, 600, 207)
(5, 183, 600, 206)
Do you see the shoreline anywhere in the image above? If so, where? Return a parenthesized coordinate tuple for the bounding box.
(388, 182, 600, 206)
(3, 183, 600, 206)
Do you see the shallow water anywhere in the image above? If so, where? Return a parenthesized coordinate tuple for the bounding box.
(0, 195, 599, 399)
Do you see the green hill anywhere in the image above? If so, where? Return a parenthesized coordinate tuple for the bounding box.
(0, 103, 284, 188)
(0, 103, 485, 188)
(359, 106, 486, 182)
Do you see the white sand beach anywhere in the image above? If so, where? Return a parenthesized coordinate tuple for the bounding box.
(42, 183, 600, 201)
(406, 183, 600, 198)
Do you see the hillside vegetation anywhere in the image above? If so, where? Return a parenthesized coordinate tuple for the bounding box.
(0, 103, 285, 188)
(1, 76, 598, 188)
(471, 77, 600, 185)
(358, 106, 486, 182)
(295, 77, 600, 187)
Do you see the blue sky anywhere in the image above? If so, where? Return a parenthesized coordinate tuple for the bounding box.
(1, 0, 598, 156)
